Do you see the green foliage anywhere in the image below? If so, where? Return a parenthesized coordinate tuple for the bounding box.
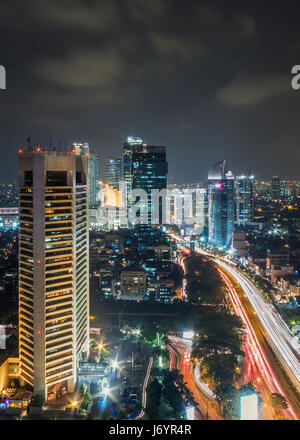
(146, 378, 163, 419)
(269, 393, 288, 414)
(201, 353, 240, 389)
(109, 325, 122, 339)
(31, 394, 45, 407)
(192, 310, 244, 359)
(185, 256, 225, 304)
(162, 370, 196, 417)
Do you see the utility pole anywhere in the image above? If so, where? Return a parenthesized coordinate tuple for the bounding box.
(206, 400, 209, 420)
(132, 351, 134, 373)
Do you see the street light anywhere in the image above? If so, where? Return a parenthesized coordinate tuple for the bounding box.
(103, 387, 109, 397)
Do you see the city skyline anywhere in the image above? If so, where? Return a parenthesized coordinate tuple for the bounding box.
(1, 2, 300, 182)
(0, 0, 300, 426)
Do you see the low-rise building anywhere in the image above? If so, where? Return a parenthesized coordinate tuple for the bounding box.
(120, 267, 147, 300)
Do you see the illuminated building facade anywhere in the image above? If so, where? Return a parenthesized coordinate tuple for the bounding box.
(73, 143, 99, 207)
(236, 175, 255, 225)
(271, 176, 281, 201)
(132, 145, 168, 230)
(104, 157, 122, 189)
(88, 151, 99, 208)
(123, 136, 143, 220)
(208, 160, 234, 249)
(18, 148, 89, 398)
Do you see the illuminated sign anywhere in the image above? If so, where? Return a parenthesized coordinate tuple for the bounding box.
(158, 356, 163, 367)
(182, 331, 194, 340)
(240, 393, 258, 420)
(186, 406, 195, 420)
(127, 136, 143, 144)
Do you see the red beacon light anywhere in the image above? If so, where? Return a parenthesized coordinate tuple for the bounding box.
(36, 146, 41, 152)
(72, 148, 76, 153)
(18, 148, 23, 154)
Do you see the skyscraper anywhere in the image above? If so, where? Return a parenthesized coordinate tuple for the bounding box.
(123, 136, 143, 217)
(208, 160, 234, 249)
(271, 176, 281, 201)
(132, 145, 168, 229)
(18, 147, 89, 398)
(236, 175, 255, 225)
(88, 151, 99, 207)
(104, 157, 122, 189)
(73, 143, 99, 207)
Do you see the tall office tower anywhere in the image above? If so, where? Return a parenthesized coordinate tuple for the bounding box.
(271, 176, 281, 201)
(123, 136, 143, 217)
(236, 175, 255, 225)
(132, 145, 168, 230)
(88, 151, 99, 207)
(18, 147, 89, 398)
(72, 143, 99, 208)
(193, 187, 205, 233)
(208, 160, 235, 249)
(104, 157, 122, 189)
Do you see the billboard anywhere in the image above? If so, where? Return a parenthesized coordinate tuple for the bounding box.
(186, 406, 195, 420)
(182, 331, 194, 340)
(240, 393, 259, 420)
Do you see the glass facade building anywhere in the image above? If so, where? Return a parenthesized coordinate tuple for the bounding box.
(132, 145, 168, 230)
(104, 157, 122, 189)
(208, 160, 234, 249)
(123, 136, 143, 219)
(236, 175, 255, 225)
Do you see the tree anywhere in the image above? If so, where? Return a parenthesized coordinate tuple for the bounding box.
(192, 310, 244, 359)
(269, 393, 288, 414)
(141, 321, 158, 342)
(109, 325, 122, 339)
(147, 378, 162, 412)
(31, 394, 45, 407)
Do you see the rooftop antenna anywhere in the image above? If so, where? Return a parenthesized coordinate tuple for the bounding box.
(50, 133, 53, 150)
(26, 137, 32, 151)
(248, 164, 252, 176)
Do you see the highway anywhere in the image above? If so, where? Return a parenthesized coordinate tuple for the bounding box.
(169, 232, 300, 419)
(167, 336, 221, 420)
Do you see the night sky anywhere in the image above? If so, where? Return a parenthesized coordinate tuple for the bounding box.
(0, 0, 300, 182)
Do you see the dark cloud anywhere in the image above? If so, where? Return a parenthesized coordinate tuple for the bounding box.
(0, 0, 300, 182)
(217, 72, 290, 106)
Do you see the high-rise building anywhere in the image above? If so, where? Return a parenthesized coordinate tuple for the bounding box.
(208, 160, 234, 249)
(236, 175, 255, 225)
(123, 136, 143, 215)
(132, 145, 168, 228)
(271, 176, 281, 201)
(73, 143, 99, 207)
(88, 151, 99, 207)
(18, 147, 89, 398)
(104, 157, 122, 189)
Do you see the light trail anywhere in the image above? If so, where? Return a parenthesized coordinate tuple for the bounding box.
(137, 356, 153, 419)
(167, 231, 300, 419)
(216, 260, 300, 395)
